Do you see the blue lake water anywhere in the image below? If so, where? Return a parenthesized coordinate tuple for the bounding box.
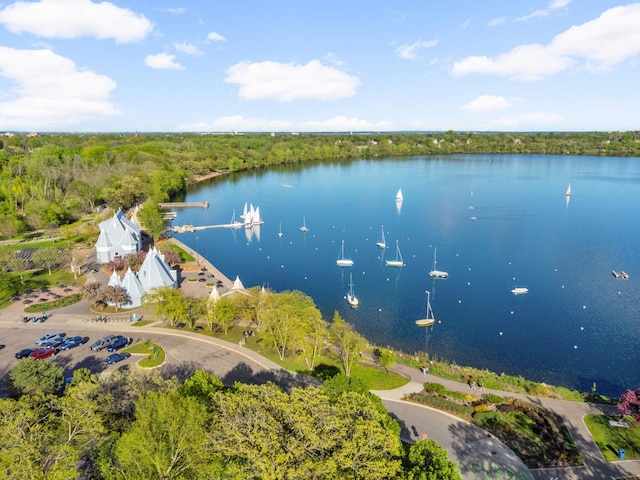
(172, 154, 640, 396)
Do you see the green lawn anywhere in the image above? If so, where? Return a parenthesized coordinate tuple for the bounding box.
(125, 340, 165, 368)
(159, 243, 195, 262)
(0, 269, 80, 309)
(584, 415, 640, 461)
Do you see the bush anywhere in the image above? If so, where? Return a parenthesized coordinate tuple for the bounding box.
(474, 403, 493, 413)
(484, 393, 506, 404)
(424, 382, 446, 396)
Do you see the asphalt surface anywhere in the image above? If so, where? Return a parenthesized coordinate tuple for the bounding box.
(2, 253, 640, 479)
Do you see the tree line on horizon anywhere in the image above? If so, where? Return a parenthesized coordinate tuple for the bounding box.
(1, 130, 639, 241)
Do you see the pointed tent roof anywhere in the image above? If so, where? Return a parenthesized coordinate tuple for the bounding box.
(95, 230, 112, 248)
(222, 275, 251, 297)
(136, 246, 176, 291)
(208, 285, 220, 304)
(108, 270, 122, 288)
(122, 267, 145, 300)
(119, 228, 138, 248)
(97, 209, 140, 245)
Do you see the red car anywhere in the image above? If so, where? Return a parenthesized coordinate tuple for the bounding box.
(29, 347, 58, 359)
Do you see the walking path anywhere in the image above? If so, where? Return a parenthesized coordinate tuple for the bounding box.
(2, 256, 639, 479)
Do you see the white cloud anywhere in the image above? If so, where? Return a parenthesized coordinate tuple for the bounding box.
(459, 95, 512, 113)
(225, 60, 360, 102)
(453, 4, 640, 81)
(395, 39, 439, 60)
(0, 0, 153, 43)
(0, 46, 119, 128)
(144, 53, 184, 70)
(207, 31, 226, 42)
(324, 52, 346, 67)
(488, 17, 506, 27)
(177, 114, 389, 132)
(518, 0, 572, 21)
(174, 41, 203, 56)
(161, 7, 186, 15)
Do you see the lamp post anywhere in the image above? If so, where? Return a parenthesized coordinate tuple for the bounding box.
(196, 236, 200, 265)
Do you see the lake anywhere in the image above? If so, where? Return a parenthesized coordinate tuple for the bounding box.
(171, 154, 640, 396)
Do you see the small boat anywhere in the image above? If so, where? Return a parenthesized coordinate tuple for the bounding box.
(511, 287, 529, 295)
(282, 184, 293, 188)
(415, 291, 435, 326)
(376, 225, 386, 249)
(428, 247, 448, 279)
(385, 240, 404, 267)
(300, 215, 309, 233)
(612, 270, 629, 280)
(336, 240, 354, 267)
(278, 221, 283, 238)
(566, 183, 573, 197)
(229, 209, 243, 229)
(346, 272, 359, 308)
(396, 188, 403, 203)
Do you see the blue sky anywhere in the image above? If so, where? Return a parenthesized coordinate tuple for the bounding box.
(1, 0, 639, 132)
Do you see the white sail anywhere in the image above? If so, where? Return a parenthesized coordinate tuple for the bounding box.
(415, 291, 435, 326)
(385, 240, 404, 267)
(240, 202, 248, 219)
(337, 240, 354, 267)
(566, 183, 572, 197)
(376, 225, 386, 249)
(396, 188, 403, 202)
(278, 221, 283, 238)
(300, 215, 309, 233)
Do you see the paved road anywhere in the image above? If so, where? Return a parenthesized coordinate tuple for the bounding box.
(2, 293, 640, 479)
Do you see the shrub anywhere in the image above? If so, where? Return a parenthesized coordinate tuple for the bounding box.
(484, 393, 506, 404)
(474, 403, 493, 413)
(423, 383, 446, 396)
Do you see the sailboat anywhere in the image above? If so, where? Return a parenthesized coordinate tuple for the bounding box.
(229, 209, 243, 229)
(300, 215, 309, 233)
(396, 188, 403, 203)
(511, 286, 529, 295)
(336, 240, 354, 267)
(278, 221, 283, 238)
(428, 247, 448, 279)
(376, 225, 386, 249)
(346, 272, 359, 308)
(415, 291, 435, 326)
(385, 240, 404, 267)
(566, 183, 573, 197)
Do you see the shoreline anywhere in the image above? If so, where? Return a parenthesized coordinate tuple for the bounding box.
(192, 170, 226, 183)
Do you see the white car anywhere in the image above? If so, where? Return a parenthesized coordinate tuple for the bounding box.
(35, 332, 65, 346)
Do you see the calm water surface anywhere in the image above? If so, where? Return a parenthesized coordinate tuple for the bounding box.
(173, 154, 640, 395)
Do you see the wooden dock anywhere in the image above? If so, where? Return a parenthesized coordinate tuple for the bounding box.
(158, 201, 209, 209)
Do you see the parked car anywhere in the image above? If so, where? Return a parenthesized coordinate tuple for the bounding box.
(29, 347, 58, 359)
(59, 336, 89, 350)
(106, 336, 132, 352)
(35, 332, 66, 346)
(104, 352, 131, 365)
(40, 335, 67, 348)
(15, 348, 36, 359)
(89, 334, 118, 351)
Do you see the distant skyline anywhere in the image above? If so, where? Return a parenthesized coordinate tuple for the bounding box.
(1, 0, 639, 132)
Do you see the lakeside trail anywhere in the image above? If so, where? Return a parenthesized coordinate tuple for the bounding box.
(1, 245, 639, 479)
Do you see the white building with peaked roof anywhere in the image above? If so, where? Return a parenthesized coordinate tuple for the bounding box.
(95, 209, 142, 264)
(121, 267, 146, 308)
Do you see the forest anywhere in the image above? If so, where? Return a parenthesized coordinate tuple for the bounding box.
(1, 130, 639, 240)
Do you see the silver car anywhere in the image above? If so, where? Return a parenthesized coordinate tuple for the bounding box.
(89, 334, 118, 351)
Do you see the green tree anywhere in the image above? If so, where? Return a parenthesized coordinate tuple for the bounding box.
(206, 296, 235, 333)
(145, 286, 189, 326)
(298, 302, 328, 371)
(403, 439, 461, 480)
(178, 369, 225, 405)
(99, 285, 129, 311)
(109, 391, 217, 479)
(31, 247, 69, 275)
(261, 290, 312, 360)
(9, 358, 64, 397)
(376, 347, 397, 373)
(136, 199, 166, 239)
(8, 254, 29, 284)
(330, 311, 367, 376)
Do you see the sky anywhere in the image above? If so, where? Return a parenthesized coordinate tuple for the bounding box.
(1, 0, 640, 133)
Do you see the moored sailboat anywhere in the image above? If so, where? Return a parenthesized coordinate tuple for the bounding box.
(415, 291, 435, 326)
(376, 225, 386, 249)
(396, 188, 403, 203)
(300, 215, 309, 233)
(385, 240, 404, 267)
(566, 183, 573, 197)
(336, 240, 354, 267)
(346, 272, 359, 308)
(278, 221, 283, 238)
(428, 247, 448, 279)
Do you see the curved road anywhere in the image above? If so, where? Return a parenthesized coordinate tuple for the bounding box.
(2, 306, 640, 479)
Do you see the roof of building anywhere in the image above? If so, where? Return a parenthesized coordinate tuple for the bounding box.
(136, 246, 176, 291)
(121, 267, 145, 300)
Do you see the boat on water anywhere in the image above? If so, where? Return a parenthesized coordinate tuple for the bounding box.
(242, 203, 264, 228)
(282, 184, 293, 188)
(346, 272, 359, 308)
(376, 225, 386, 249)
(415, 291, 435, 326)
(229, 209, 243, 229)
(336, 240, 354, 267)
(300, 215, 309, 233)
(396, 188, 403, 203)
(566, 183, 573, 197)
(428, 247, 448, 279)
(511, 287, 529, 295)
(278, 221, 283, 238)
(612, 270, 629, 279)
(385, 240, 404, 267)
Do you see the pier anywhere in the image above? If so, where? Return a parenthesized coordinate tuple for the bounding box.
(158, 201, 209, 209)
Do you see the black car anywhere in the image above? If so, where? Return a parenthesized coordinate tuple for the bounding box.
(59, 336, 89, 350)
(16, 348, 36, 359)
(104, 352, 131, 365)
(106, 336, 132, 352)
